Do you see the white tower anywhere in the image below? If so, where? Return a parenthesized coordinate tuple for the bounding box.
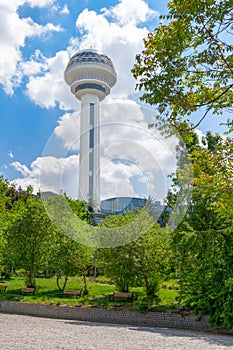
(64, 49, 117, 211)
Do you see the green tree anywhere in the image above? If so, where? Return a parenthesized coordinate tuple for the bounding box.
(0, 178, 32, 276)
(49, 230, 94, 295)
(133, 224, 172, 297)
(172, 136, 233, 330)
(98, 212, 138, 292)
(75, 244, 95, 295)
(132, 0, 233, 133)
(99, 210, 171, 296)
(65, 194, 90, 223)
(49, 230, 80, 291)
(47, 195, 93, 294)
(5, 196, 54, 288)
(0, 177, 9, 273)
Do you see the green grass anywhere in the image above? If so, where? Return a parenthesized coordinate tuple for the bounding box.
(0, 276, 179, 310)
(158, 288, 179, 305)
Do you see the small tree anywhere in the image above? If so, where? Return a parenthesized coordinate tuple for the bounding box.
(49, 230, 80, 291)
(99, 210, 171, 296)
(47, 195, 93, 294)
(5, 196, 53, 288)
(134, 224, 171, 297)
(98, 211, 138, 292)
(50, 230, 94, 295)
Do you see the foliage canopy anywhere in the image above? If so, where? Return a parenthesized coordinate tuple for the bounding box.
(132, 0, 233, 132)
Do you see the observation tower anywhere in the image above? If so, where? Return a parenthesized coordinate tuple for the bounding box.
(64, 49, 117, 211)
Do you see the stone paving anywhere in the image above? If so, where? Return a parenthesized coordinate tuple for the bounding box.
(1, 313, 233, 349)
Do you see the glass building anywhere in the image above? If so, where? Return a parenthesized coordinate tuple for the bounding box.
(101, 197, 147, 214)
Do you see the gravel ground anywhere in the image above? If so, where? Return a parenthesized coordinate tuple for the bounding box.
(0, 313, 233, 350)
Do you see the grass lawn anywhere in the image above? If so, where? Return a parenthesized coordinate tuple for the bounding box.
(0, 276, 179, 310)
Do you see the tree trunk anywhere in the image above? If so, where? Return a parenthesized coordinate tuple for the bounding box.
(144, 275, 151, 297)
(56, 275, 68, 291)
(26, 269, 36, 288)
(82, 272, 89, 295)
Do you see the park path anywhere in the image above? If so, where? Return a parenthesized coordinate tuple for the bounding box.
(0, 313, 233, 350)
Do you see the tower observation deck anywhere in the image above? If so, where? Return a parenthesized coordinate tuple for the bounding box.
(64, 49, 117, 211)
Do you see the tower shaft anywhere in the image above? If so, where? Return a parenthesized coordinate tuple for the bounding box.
(79, 94, 100, 211)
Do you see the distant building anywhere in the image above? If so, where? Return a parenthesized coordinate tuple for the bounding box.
(41, 191, 58, 198)
(101, 197, 147, 215)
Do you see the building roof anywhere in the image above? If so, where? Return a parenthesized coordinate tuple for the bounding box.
(67, 49, 116, 75)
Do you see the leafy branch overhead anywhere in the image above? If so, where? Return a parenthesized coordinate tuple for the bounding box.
(132, 0, 233, 132)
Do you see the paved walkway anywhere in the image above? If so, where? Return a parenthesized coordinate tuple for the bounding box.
(0, 313, 233, 349)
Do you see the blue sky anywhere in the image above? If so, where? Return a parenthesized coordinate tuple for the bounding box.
(0, 0, 229, 201)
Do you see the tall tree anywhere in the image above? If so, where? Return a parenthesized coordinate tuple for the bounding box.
(172, 136, 233, 330)
(132, 0, 233, 133)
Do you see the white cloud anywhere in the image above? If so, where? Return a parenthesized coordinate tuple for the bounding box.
(39, 155, 79, 196)
(54, 111, 80, 150)
(75, 2, 159, 99)
(19, 50, 47, 76)
(24, 0, 55, 7)
(0, 0, 159, 107)
(11, 161, 31, 177)
(61, 4, 69, 15)
(100, 155, 148, 199)
(195, 129, 207, 147)
(12, 152, 149, 200)
(8, 151, 14, 159)
(11, 155, 79, 198)
(51, 3, 70, 15)
(99, 122, 177, 200)
(102, 0, 157, 25)
(0, 0, 62, 94)
(15, 101, 178, 201)
(25, 50, 77, 110)
(20, 0, 159, 109)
